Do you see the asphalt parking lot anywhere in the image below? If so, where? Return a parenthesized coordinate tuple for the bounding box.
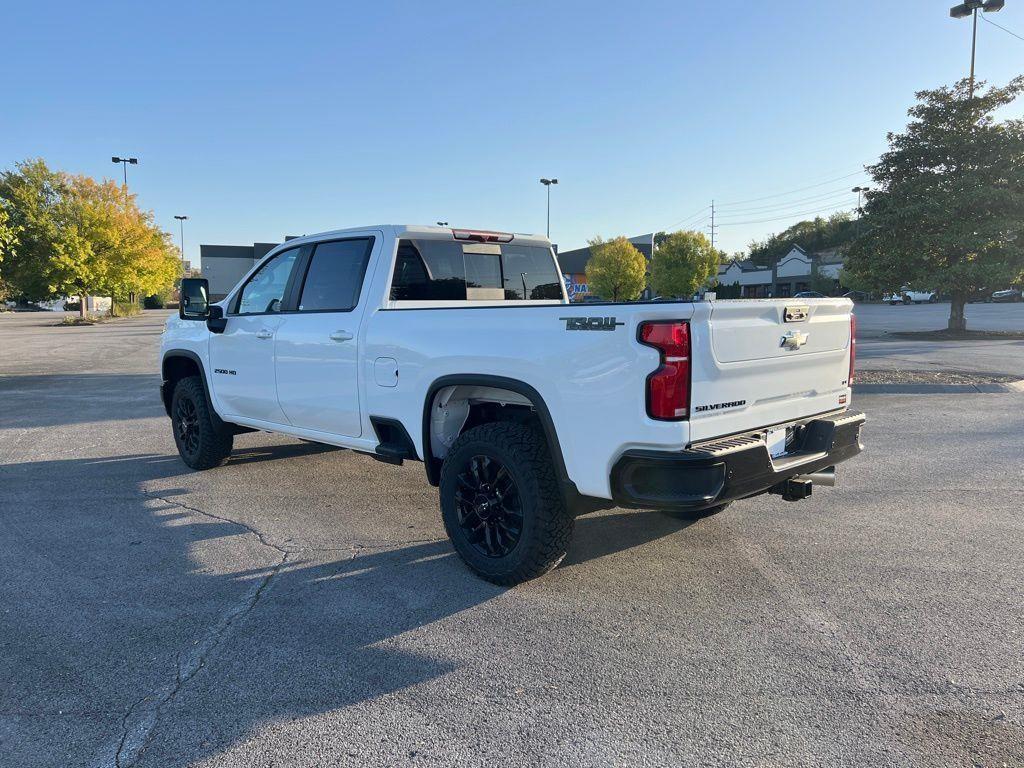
(2, 309, 1023, 767)
(853, 300, 1024, 335)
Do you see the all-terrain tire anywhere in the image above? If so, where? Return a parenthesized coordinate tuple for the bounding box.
(171, 375, 234, 470)
(439, 422, 573, 585)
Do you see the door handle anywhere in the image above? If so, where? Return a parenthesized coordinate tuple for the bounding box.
(255, 328, 274, 340)
(329, 330, 354, 342)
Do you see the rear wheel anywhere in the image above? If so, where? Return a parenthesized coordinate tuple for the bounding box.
(439, 422, 573, 585)
(171, 375, 234, 470)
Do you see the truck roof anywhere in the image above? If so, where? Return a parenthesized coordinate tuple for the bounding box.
(279, 225, 552, 249)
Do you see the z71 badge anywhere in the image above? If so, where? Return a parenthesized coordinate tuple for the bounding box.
(559, 316, 624, 331)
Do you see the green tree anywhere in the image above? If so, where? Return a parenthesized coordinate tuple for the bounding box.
(0, 206, 17, 264)
(0, 205, 19, 303)
(748, 213, 858, 267)
(845, 77, 1024, 331)
(585, 236, 647, 301)
(650, 230, 719, 298)
(0, 159, 181, 317)
(67, 176, 181, 313)
(0, 159, 70, 302)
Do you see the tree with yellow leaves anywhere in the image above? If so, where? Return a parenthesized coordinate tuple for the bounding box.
(584, 236, 647, 302)
(0, 159, 181, 317)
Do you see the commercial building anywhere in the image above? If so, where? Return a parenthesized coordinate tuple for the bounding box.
(716, 245, 846, 298)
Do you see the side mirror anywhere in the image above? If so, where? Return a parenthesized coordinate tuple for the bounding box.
(180, 278, 210, 320)
(207, 305, 227, 334)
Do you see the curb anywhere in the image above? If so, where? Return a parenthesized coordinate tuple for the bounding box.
(854, 380, 1024, 395)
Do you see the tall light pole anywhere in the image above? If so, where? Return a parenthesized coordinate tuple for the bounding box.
(950, 0, 1005, 99)
(437, 221, 448, 227)
(540, 178, 558, 239)
(111, 156, 138, 197)
(852, 186, 869, 212)
(174, 215, 188, 272)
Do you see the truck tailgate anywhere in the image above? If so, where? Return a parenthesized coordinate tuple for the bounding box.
(688, 299, 853, 442)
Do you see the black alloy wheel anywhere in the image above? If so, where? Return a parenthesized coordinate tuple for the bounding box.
(454, 454, 523, 558)
(170, 375, 234, 470)
(175, 395, 201, 459)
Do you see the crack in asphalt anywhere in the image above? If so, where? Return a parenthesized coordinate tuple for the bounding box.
(104, 493, 290, 768)
(103, 491, 443, 768)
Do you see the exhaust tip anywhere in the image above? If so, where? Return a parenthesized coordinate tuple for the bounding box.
(795, 467, 836, 487)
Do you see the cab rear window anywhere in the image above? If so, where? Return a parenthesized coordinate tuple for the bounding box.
(390, 239, 562, 301)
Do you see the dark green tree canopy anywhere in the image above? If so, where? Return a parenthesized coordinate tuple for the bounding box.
(747, 213, 858, 267)
(845, 77, 1024, 330)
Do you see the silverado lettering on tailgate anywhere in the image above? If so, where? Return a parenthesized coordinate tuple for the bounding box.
(694, 399, 747, 413)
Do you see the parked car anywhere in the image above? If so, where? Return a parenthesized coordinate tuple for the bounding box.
(991, 288, 1023, 303)
(794, 291, 827, 299)
(884, 289, 937, 305)
(162, 225, 864, 584)
(841, 290, 868, 302)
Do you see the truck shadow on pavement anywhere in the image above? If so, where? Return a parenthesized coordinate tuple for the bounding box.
(0, 373, 165, 428)
(0, 445, 700, 767)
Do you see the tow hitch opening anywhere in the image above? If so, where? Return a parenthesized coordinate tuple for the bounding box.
(770, 467, 836, 502)
(773, 478, 813, 502)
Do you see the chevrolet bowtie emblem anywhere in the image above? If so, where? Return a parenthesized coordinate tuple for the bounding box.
(781, 330, 809, 350)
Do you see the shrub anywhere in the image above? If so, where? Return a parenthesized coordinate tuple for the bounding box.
(111, 301, 142, 317)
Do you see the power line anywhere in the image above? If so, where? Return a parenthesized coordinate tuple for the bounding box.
(981, 13, 1024, 43)
(715, 186, 857, 215)
(717, 202, 854, 227)
(662, 204, 711, 231)
(716, 169, 868, 208)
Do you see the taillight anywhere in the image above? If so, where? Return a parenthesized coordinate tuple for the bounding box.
(639, 321, 690, 421)
(848, 314, 857, 386)
(452, 229, 514, 243)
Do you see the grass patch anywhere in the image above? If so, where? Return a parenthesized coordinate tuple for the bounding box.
(58, 315, 106, 326)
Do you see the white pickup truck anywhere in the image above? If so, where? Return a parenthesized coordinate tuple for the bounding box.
(162, 225, 864, 584)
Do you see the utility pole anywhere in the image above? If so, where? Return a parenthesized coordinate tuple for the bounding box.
(708, 199, 718, 250)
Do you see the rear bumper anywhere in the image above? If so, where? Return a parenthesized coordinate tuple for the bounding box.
(610, 410, 865, 511)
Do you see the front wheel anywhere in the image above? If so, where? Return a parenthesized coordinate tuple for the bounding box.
(171, 375, 234, 470)
(439, 422, 573, 585)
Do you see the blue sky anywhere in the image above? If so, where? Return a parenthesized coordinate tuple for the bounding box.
(2, 0, 1022, 264)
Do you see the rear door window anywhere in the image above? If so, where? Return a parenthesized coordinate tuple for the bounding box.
(390, 239, 562, 302)
(297, 238, 373, 312)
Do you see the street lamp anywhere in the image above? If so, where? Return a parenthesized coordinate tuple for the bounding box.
(111, 156, 138, 191)
(437, 221, 448, 227)
(539, 178, 558, 239)
(174, 215, 188, 272)
(950, 0, 1005, 99)
(852, 186, 870, 211)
